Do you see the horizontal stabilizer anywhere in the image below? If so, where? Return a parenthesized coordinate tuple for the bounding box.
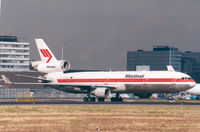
(1, 75, 12, 87)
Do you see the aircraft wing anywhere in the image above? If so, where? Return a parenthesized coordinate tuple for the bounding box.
(16, 74, 52, 82)
(0, 75, 116, 89)
(10, 82, 116, 89)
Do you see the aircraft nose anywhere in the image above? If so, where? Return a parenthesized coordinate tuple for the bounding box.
(190, 81, 196, 88)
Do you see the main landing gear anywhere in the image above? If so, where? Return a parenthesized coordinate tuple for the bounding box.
(111, 93, 123, 102)
(98, 98, 105, 102)
(83, 97, 106, 102)
(83, 90, 107, 102)
(83, 91, 98, 102)
(83, 96, 96, 102)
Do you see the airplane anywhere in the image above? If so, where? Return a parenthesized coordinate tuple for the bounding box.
(1, 39, 196, 102)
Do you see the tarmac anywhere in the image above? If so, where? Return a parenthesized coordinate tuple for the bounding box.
(0, 98, 200, 105)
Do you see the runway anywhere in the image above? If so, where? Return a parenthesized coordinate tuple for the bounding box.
(0, 98, 200, 105)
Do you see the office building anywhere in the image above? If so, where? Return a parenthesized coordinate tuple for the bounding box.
(127, 46, 182, 71)
(182, 51, 200, 82)
(0, 36, 30, 71)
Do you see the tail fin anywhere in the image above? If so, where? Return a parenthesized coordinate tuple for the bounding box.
(167, 65, 175, 72)
(35, 39, 57, 63)
(1, 75, 12, 87)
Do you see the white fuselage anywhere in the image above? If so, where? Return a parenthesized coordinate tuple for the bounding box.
(45, 71, 196, 94)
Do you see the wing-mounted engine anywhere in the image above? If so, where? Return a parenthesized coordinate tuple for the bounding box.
(31, 60, 70, 73)
(91, 87, 111, 98)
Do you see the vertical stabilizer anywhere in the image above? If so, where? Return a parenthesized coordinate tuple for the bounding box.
(167, 65, 175, 72)
(35, 39, 57, 63)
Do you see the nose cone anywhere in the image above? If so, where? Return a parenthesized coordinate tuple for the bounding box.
(186, 84, 200, 95)
(188, 78, 196, 88)
(190, 81, 196, 88)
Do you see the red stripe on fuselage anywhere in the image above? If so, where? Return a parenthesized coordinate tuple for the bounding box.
(57, 78, 195, 83)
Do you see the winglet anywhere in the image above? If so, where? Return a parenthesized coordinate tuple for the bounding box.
(167, 65, 175, 72)
(1, 75, 12, 87)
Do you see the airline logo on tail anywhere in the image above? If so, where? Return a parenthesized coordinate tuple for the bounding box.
(40, 49, 52, 63)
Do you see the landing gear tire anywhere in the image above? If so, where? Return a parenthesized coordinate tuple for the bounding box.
(83, 97, 96, 102)
(111, 97, 123, 102)
(90, 97, 96, 102)
(98, 98, 105, 102)
(111, 97, 115, 102)
(83, 97, 89, 102)
(118, 97, 123, 102)
(111, 93, 123, 102)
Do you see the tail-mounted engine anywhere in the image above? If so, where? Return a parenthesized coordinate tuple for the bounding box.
(31, 60, 70, 73)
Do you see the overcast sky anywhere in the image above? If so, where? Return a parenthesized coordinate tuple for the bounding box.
(1, 0, 200, 70)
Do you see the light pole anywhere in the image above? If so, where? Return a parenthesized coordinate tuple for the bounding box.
(61, 43, 66, 60)
(0, 0, 1, 17)
(169, 46, 171, 65)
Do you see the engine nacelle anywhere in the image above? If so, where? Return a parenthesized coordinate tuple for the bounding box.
(32, 60, 70, 73)
(92, 88, 111, 98)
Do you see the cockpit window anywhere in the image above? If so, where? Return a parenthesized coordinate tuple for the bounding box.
(181, 77, 192, 80)
(181, 77, 186, 80)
